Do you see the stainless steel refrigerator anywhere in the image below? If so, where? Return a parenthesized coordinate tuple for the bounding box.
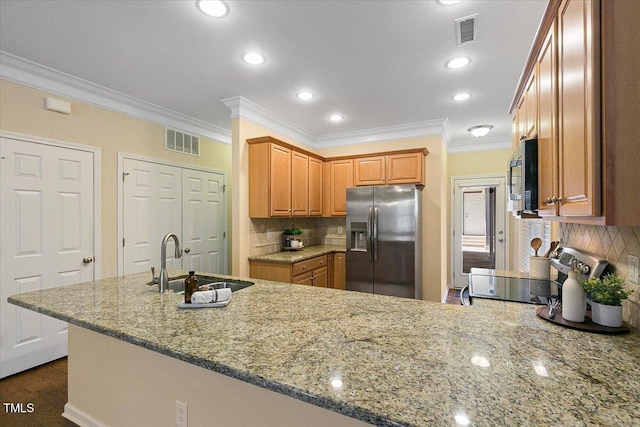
(346, 185, 422, 299)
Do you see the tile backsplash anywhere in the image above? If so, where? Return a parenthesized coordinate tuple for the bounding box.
(559, 224, 640, 328)
(249, 217, 347, 256)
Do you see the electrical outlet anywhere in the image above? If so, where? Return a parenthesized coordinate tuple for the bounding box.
(267, 228, 273, 239)
(176, 400, 187, 427)
(629, 255, 639, 285)
(338, 226, 343, 234)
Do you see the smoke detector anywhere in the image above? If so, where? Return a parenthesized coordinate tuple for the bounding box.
(455, 14, 479, 46)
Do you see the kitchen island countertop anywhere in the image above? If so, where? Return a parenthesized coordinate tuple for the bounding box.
(8, 271, 640, 426)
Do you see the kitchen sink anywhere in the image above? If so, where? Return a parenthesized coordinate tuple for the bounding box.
(149, 275, 254, 294)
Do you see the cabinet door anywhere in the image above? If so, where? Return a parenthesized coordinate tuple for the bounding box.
(524, 71, 538, 139)
(557, 0, 600, 216)
(537, 22, 559, 215)
(291, 151, 309, 217)
(311, 266, 328, 288)
(333, 252, 346, 290)
(293, 271, 313, 286)
(329, 159, 354, 216)
(354, 156, 386, 186)
(308, 157, 323, 216)
(269, 144, 292, 217)
(386, 152, 424, 185)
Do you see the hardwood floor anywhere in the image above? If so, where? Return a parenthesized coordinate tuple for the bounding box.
(1, 292, 463, 426)
(0, 357, 76, 427)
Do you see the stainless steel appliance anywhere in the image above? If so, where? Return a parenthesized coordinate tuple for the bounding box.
(464, 246, 609, 305)
(346, 185, 422, 299)
(507, 137, 538, 213)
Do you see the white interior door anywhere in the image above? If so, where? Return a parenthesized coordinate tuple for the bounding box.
(1, 137, 95, 378)
(122, 158, 182, 275)
(182, 168, 225, 274)
(452, 175, 507, 288)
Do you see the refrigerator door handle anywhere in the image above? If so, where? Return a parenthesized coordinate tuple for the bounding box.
(373, 207, 378, 263)
(366, 207, 373, 263)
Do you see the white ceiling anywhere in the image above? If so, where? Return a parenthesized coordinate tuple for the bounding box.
(0, 0, 548, 151)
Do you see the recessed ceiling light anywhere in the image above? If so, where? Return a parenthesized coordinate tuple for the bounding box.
(438, 0, 463, 5)
(329, 114, 344, 122)
(242, 52, 265, 65)
(468, 125, 494, 137)
(453, 93, 471, 101)
(297, 91, 315, 101)
(196, 0, 229, 18)
(446, 57, 471, 69)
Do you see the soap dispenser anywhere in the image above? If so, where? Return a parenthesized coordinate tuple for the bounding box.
(184, 271, 198, 303)
(561, 263, 586, 322)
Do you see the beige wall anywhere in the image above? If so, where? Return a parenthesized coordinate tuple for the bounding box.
(0, 79, 232, 277)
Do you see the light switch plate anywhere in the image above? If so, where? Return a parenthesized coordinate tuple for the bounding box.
(338, 226, 343, 234)
(629, 255, 639, 285)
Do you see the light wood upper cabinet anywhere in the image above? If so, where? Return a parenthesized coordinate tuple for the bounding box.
(556, 0, 600, 217)
(511, 0, 640, 225)
(355, 156, 386, 186)
(386, 152, 425, 185)
(291, 151, 309, 216)
(269, 144, 293, 217)
(248, 136, 322, 218)
(308, 157, 323, 216)
(536, 20, 558, 216)
(524, 71, 538, 140)
(324, 159, 354, 216)
(354, 151, 425, 186)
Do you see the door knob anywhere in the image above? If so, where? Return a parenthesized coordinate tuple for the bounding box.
(82, 257, 94, 264)
(184, 248, 191, 254)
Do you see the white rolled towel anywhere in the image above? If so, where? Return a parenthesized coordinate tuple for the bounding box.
(191, 288, 232, 304)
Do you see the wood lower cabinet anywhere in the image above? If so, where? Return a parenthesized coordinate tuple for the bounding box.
(249, 255, 329, 287)
(332, 252, 346, 290)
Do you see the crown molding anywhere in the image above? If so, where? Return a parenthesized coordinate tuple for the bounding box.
(221, 96, 317, 146)
(221, 96, 450, 149)
(0, 51, 231, 144)
(446, 135, 512, 153)
(314, 119, 448, 148)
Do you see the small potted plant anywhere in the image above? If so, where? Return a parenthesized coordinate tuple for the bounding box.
(283, 226, 303, 248)
(582, 273, 633, 327)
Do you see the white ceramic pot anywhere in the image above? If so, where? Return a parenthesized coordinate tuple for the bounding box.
(590, 301, 623, 327)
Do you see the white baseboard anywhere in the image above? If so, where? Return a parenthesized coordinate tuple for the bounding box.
(63, 403, 107, 427)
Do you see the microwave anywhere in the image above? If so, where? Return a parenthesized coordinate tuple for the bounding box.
(507, 138, 538, 213)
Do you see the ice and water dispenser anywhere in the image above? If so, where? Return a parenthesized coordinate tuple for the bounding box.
(350, 222, 368, 252)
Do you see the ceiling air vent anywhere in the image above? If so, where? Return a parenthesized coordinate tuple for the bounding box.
(455, 14, 479, 46)
(165, 127, 200, 156)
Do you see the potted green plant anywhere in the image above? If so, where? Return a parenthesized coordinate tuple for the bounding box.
(283, 226, 303, 248)
(582, 274, 633, 327)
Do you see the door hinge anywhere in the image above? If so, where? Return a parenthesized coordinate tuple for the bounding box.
(122, 238, 125, 247)
(223, 231, 226, 238)
(123, 172, 130, 182)
(222, 184, 226, 192)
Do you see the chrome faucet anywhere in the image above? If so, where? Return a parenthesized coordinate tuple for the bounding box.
(159, 233, 182, 293)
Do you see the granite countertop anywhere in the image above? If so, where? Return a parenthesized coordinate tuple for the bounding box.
(8, 272, 640, 426)
(248, 244, 346, 263)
